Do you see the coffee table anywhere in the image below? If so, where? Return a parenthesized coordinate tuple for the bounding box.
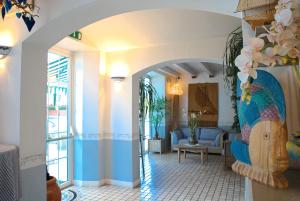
(177, 144, 208, 164)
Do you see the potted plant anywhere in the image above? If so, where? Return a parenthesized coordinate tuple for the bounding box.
(149, 96, 169, 139)
(46, 166, 61, 201)
(139, 76, 157, 175)
(188, 112, 200, 145)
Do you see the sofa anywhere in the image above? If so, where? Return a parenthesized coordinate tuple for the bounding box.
(171, 127, 227, 154)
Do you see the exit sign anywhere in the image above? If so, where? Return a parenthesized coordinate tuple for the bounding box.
(69, 31, 82, 40)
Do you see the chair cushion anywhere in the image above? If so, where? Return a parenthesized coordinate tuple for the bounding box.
(180, 127, 190, 138)
(214, 133, 221, 146)
(178, 139, 189, 145)
(200, 128, 222, 140)
(173, 129, 183, 139)
(198, 140, 215, 146)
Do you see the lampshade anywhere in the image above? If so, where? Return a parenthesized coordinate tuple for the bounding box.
(169, 77, 183, 96)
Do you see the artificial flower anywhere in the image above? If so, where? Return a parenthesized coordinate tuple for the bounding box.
(237, 67, 257, 84)
(288, 48, 300, 58)
(235, 54, 252, 69)
(241, 46, 253, 58)
(235, 0, 299, 103)
(275, 8, 293, 26)
(249, 38, 265, 51)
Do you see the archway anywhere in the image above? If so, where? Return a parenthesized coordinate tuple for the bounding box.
(18, 2, 240, 200)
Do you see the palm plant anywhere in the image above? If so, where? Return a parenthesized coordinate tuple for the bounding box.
(139, 76, 157, 137)
(149, 97, 169, 139)
(223, 26, 243, 132)
(139, 76, 157, 176)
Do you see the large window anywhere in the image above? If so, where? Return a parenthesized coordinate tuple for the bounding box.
(46, 51, 72, 186)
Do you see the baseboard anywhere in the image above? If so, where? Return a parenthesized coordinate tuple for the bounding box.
(103, 178, 140, 188)
(73, 178, 140, 188)
(73, 180, 104, 187)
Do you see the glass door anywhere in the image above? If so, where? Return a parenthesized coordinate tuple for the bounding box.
(46, 51, 73, 187)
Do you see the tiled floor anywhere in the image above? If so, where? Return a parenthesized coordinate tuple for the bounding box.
(64, 152, 245, 201)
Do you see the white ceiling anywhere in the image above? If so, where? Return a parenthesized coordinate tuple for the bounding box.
(79, 9, 241, 52)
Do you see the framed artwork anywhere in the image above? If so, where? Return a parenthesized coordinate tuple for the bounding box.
(188, 83, 218, 127)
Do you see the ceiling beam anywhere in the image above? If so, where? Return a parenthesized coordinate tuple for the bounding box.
(173, 63, 198, 78)
(155, 68, 177, 78)
(199, 62, 214, 77)
(158, 66, 180, 78)
(153, 69, 168, 77)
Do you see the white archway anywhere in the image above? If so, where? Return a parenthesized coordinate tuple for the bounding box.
(17, 1, 240, 200)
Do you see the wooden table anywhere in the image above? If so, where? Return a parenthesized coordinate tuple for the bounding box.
(177, 144, 208, 164)
(224, 140, 235, 168)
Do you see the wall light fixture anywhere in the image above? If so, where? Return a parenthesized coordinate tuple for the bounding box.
(0, 46, 11, 59)
(110, 76, 126, 82)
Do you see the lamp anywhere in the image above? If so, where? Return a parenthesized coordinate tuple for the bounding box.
(169, 77, 184, 95)
(0, 46, 11, 59)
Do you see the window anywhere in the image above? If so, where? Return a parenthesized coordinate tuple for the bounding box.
(46, 51, 72, 186)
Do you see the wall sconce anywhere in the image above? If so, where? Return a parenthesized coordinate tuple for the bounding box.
(111, 76, 126, 82)
(0, 46, 11, 59)
(110, 61, 128, 82)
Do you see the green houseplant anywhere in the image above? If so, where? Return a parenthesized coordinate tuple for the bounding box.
(149, 96, 169, 139)
(188, 112, 200, 145)
(139, 76, 157, 175)
(139, 76, 157, 141)
(223, 26, 243, 132)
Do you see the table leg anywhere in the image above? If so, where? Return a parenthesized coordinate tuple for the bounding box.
(201, 151, 204, 164)
(178, 148, 181, 163)
(184, 150, 186, 159)
(206, 148, 208, 161)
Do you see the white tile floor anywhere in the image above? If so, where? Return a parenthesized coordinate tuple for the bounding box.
(64, 152, 245, 201)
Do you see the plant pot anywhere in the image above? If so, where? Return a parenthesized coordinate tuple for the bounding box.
(47, 176, 61, 201)
(189, 131, 198, 145)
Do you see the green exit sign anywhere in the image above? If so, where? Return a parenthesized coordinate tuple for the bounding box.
(69, 31, 82, 40)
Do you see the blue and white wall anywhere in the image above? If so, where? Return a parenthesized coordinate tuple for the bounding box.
(72, 51, 139, 187)
(0, 1, 241, 200)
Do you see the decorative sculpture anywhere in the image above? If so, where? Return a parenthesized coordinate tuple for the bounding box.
(231, 70, 289, 188)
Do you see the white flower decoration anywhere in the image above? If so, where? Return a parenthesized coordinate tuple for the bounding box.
(235, 53, 257, 84)
(275, 8, 293, 26)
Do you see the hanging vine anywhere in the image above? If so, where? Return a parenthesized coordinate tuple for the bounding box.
(223, 26, 243, 132)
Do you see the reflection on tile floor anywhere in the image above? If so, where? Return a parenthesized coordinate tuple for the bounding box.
(64, 152, 244, 201)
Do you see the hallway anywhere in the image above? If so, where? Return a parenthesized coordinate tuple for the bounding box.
(63, 153, 244, 201)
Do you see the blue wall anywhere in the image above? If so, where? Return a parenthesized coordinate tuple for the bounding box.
(74, 138, 139, 184)
(74, 138, 100, 181)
